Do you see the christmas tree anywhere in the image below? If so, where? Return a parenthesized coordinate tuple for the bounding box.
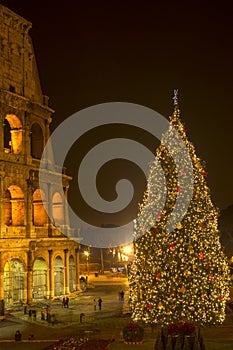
(129, 91, 231, 326)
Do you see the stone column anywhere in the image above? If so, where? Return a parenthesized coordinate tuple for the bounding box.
(0, 252, 5, 318)
(48, 250, 54, 299)
(64, 249, 69, 294)
(47, 184, 53, 237)
(26, 250, 33, 304)
(0, 175, 4, 238)
(26, 177, 33, 238)
(63, 186, 70, 237)
(75, 247, 80, 291)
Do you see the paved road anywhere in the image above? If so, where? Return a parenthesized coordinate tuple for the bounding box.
(0, 275, 129, 349)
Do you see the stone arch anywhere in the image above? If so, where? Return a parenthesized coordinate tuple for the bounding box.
(33, 189, 47, 226)
(33, 258, 47, 299)
(69, 255, 76, 292)
(4, 114, 22, 154)
(30, 123, 43, 159)
(4, 259, 25, 304)
(5, 185, 24, 226)
(52, 192, 64, 226)
(54, 255, 64, 296)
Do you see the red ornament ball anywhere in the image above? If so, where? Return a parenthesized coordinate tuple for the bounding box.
(170, 243, 175, 251)
(208, 274, 213, 282)
(146, 304, 153, 311)
(199, 252, 204, 259)
(150, 227, 157, 235)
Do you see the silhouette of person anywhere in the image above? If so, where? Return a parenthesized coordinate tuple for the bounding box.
(98, 298, 102, 310)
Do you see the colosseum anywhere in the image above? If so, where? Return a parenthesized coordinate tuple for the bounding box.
(0, 5, 80, 315)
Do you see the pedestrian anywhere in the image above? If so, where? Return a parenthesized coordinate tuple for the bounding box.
(62, 297, 66, 308)
(98, 298, 102, 310)
(120, 290, 125, 301)
(15, 330, 22, 341)
(41, 307, 45, 320)
(46, 306, 51, 322)
(65, 296, 69, 308)
(93, 299, 97, 311)
(28, 309, 32, 319)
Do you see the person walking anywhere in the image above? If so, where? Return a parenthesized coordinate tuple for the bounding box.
(93, 299, 97, 311)
(62, 297, 66, 308)
(98, 298, 102, 310)
(65, 296, 69, 308)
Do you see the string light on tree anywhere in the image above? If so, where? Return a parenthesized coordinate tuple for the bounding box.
(129, 90, 231, 326)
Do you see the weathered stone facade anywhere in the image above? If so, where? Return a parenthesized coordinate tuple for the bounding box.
(0, 5, 80, 311)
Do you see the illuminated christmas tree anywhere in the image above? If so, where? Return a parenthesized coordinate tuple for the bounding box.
(129, 91, 231, 326)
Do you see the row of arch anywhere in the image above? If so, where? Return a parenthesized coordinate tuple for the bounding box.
(4, 186, 64, 226)
(4, 256, 76, 304)
(4, 114, 43, 158)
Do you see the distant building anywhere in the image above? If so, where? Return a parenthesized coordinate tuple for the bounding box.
(0, 5, 79, 308)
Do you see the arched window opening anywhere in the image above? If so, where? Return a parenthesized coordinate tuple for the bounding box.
(52, 192, 64, 226)
(6, 185, 24, 226)
(33, 189, 47, 226)
(54, 256, 64, 296)
(69, 255, 76, 292)
(30, 123, 43, 159)
(33, 258, 47, 299)
(4, 114, 22, 154)
(4, 259, 24, 304)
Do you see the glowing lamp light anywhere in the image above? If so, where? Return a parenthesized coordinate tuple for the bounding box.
(84, 250, 89, 257)
(122, 244, 133, 256)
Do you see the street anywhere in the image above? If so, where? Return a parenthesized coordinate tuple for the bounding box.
(0, 274, 129, 349)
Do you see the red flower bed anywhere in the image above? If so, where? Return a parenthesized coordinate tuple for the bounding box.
(168, 323, 195, 335)
(42, 337, 114, 350)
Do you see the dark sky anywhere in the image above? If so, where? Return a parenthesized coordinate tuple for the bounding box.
(2, 1, 233, 225)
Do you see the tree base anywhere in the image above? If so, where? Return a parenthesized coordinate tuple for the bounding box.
(154, 326, 206, 350)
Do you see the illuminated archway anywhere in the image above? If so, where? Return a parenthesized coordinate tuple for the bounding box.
(33, 189, 47, 226)
(52, 192, 64, 226)
(30, 123, 43, 159)
(4, 259, 24, 304)
(33, 258, 47, 299)
(5, 185, 24, 226)
(54, 256, 64, 296)
(69, 255, 76, 292)
(4, 114, 22, 154)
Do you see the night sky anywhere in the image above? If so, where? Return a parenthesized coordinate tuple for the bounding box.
(1, 0, 233, 227)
